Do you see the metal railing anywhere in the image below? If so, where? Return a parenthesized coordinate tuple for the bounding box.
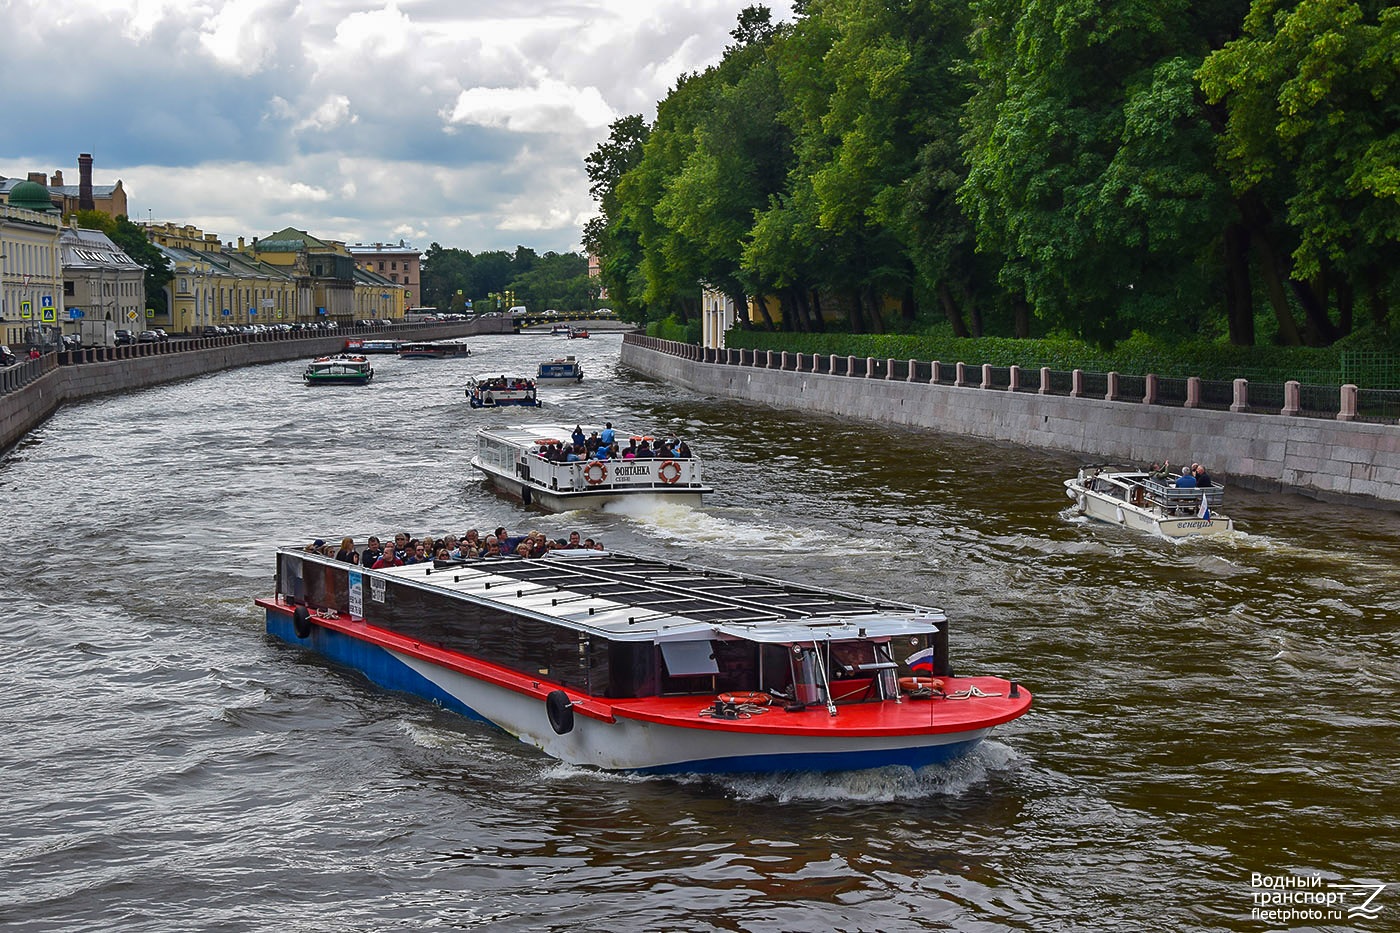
(634, 335, 1399, 425)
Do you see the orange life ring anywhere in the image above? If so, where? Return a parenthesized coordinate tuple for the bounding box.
(718, 691, 770, 706)
(584, 460, 608, 485)
(536, 437, 561, 445)
(898, 677, 945, 693)
(657, 459, 681, 484)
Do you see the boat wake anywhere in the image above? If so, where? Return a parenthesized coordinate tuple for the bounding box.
(600, 499, 853, 553)
(532, 741, 1024, 803)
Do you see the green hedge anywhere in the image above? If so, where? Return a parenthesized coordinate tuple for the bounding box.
(722, 331, 1399, 388)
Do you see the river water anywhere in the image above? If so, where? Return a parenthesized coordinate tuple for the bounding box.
(2, 333, 1397, 932)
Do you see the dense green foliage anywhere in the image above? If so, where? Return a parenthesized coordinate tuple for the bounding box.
(420, 244, 594, 314)
(585, 1, 1398, 348)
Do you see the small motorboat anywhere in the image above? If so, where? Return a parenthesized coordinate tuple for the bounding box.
(536, 356, 584, 383)
(1064, 465, 1234, 537)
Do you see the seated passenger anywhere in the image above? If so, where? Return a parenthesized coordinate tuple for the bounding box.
(1175, 466, 1197, 488)
(1194, 464, 1213, 487)
(676, 441, 692, 459)
(372, 547, 404, 569)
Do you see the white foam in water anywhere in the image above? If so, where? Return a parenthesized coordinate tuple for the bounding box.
(532, 741, 1022, 802)
(601, 498, 852, 553)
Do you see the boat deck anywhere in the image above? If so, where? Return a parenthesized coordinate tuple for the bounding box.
(366, 550, 944, 643)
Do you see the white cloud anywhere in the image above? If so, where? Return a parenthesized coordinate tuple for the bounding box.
(1, 0, 795, 254)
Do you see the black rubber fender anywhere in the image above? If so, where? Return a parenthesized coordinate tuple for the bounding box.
(292, 606, 313, 639)
(521, 485, 532, 506)
(546, 690, 574, 734)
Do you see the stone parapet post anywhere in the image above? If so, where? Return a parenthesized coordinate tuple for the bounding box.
(1281, 380, 1300, 416)
(1230, 378, 1248, 413)
(1185, 376, 1201, 409)
(1337, 384, 1358, 422)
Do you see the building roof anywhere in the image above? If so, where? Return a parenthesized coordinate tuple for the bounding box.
(60, 227, 144, 271)
(5, 179, 57, 213)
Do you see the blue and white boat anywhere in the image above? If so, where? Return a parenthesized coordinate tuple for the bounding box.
(257, 548, 1032, 774)
(536, 356, 583, 383)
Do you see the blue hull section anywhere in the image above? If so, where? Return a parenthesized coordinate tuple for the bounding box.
(266, 609, 492, 727)
(637, 739, 981, 776)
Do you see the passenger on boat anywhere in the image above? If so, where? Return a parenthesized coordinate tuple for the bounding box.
(404, 543, 431, 565)
(481, 536, 504, 558)
(592, 444, 610, 461)
(360, 536, 384, 566)
(564, 531, 583, 549)
(305, 538, 326, 553)
(622, 440, 637, 460)
(1175, 467, 1197, 488)
(635, 438, 653, 459)
(676, 441, 693, 459)
(1193, 464, 1213, 487)
(572, 425, 586, 447)
(371, 547, 404, 569)
(335, 537, 357, 563)
(600, 422, 615, 446)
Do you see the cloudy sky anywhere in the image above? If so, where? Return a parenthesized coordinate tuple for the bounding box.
(2, 0, 793, 256)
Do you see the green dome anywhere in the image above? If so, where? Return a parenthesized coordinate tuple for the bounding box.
(7, 180, 55, 212)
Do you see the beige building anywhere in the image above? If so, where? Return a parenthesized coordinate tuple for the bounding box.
(1, 153, 128, 222)
(348, 241, 422, 308)
(60, 224, 145, 327)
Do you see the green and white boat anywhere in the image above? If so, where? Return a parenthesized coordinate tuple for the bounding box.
(304, 354, 374, 386)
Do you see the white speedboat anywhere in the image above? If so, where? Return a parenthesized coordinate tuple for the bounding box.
(473, 423, 712, 511)
(1064, 466, 1234, 537)
(258, 548, 1032, 774)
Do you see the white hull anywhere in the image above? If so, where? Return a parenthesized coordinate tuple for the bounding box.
(1065, 475, 1234, 537)
(475, 459, 707, 511)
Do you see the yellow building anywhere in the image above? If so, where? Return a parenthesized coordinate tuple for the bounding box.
(1, 181, 66, 347)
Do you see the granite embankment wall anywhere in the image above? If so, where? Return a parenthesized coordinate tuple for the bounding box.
(0, 320, 507, 454)
(621, 336, 1400, 508)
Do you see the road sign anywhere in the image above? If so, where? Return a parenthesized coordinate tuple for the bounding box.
(41, 295, 56, 323)
(69, 308, 84, 320)
(127, 310, 139, 322)
(222, 308, 231, 317)
(20, 300, 32, 320)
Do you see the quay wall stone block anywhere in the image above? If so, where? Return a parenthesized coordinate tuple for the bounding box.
(621, 340, 1400, 507)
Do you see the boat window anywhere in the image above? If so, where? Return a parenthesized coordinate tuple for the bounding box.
(659, 640, 719, 676)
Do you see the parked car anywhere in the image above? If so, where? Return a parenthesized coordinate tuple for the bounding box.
(114, 329, 136, 346)
(137, 330, 162, 343)
(0, 345, 16, 366)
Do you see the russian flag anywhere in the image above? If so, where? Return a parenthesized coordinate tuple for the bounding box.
(906, 647, 937, 674)
(1198, 495, 1211, 521)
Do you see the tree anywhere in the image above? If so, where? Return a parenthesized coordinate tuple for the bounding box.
(1198, 0, 1399, 340)
(75, 210, 174, 315)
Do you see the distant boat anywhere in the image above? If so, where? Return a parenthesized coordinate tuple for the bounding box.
(399, 339, 472, 359)
(344, 338, 402, 354)
(304, 354, 373, 386)
(466, 376, 541, 409)
(536, 356, 584, 383)
(473, 422, 711, 512)
(549, 323, 572, 336)
(568, 329, 590, 339)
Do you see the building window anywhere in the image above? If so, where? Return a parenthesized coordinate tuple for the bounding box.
(391, 261, 397, 270)
(64, 281, 75, 296)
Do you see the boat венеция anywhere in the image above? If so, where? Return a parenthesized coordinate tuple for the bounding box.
(257, 548, 1032, 774)
(1064, 465, 1234, 537)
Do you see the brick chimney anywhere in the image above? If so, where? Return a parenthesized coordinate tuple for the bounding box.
(52, 170, 64, 186)
(78, 153, 95, 211)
